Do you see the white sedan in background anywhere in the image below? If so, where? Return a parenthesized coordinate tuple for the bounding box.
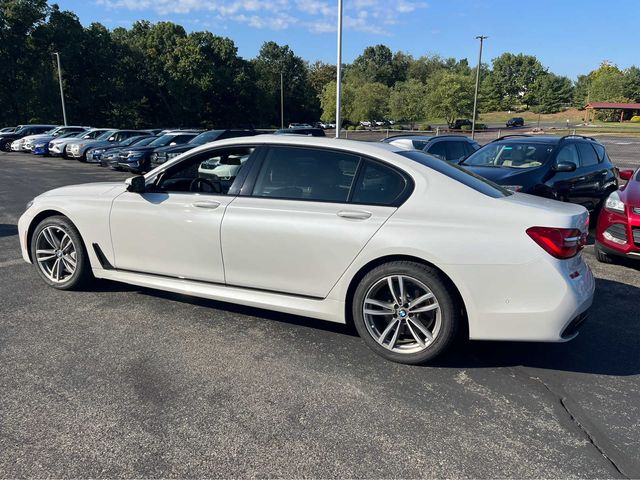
(18, 135, 594, 364)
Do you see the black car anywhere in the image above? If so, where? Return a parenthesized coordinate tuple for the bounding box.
(275, 127, 326, 137)
(506, 117, 525, 128)
(0, 124, 57, 151)
(151, 129, 258, 168)
(101, 136, 158, 169)
(382, 135, 480, 163)
(449, 119, 472, 130)
(118, 131, 199, 173)
(460, 135, 618, 213)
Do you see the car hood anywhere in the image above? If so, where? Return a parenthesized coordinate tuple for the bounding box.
(126, 146, 159, 153)
(620, 179, 640, 208)
(154, 144, 196, 154)
(37, 182, 126, 199)
(461, 165, 540, 184)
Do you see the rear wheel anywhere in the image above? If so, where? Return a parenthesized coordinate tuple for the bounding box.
(353, 261, 461, 364)
(30, 216, 92, 290)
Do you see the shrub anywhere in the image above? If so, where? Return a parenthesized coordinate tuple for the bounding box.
(420, 124, 431, 131)
(630, 116, 640, 123)
(460, 125, 472, 131)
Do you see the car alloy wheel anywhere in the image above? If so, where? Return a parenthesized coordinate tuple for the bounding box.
(363, 275, 441, 354)
(35, 225, 77, 283)
(353, 261, 460, 364)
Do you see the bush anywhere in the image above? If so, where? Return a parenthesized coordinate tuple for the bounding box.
(630, 116, 640, 123)
(460, 125, 472, 131)
(347, 125, 356, 131)
(420, 124, 431, 131)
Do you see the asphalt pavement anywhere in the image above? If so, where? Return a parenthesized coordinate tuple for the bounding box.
(1, 153, 639, 478)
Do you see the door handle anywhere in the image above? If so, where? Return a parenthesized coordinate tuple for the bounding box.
(192, 200, 221, 209)
(337, 210, 372, 220)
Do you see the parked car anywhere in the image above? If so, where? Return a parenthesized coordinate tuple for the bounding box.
(595, 169, 640, 263)
(33, 130, 88, 156)
(288, 123, 312, 129)
(151, 129, 258, 168)
(49, 128, 112, 158)
(101, 136, 158, 169)
(67, 130, 146, 161)
(275, 127, 326, 137)
(460, 135, 618, 213)
(19, 135, 593, 364)
(506, 117, 525, 128)
(117, 131, 199, 173)
(1, 124, 56, 151)
(449, 119, 473, 130)
(86, 134, 154, 163)
(25, 126, 88, 154)
(382, 135, 480, 162)
(0, 126, 16, 133)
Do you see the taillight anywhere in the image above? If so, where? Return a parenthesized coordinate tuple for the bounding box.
(526, 226, 586, 259)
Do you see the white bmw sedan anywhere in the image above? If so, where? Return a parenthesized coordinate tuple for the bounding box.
(18, 135, 594, 364)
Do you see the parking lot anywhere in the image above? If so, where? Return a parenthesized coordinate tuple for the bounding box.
(1, 152, 639, 477)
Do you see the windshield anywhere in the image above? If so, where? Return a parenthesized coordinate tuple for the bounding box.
(149, 134, 180, 147)
(462, 142, 554, 169)
(59, 131, 80, 139)
(96, 130, 116, 141)
(398, 150, 512, 198)
(190, 130, 222, 145)
(121, 135, 150, 146)
(133, 136, 157, 147)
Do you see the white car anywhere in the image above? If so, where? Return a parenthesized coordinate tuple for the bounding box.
(18, 135, 594, 364)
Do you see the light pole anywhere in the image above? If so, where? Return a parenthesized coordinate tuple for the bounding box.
(471, 35, 487, 140)
(53, 52, 67, 126)
(335, 0, 343, 138)
(280, 70, 284, 129)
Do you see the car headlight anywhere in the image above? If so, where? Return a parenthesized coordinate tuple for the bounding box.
(503, 185, 524, 192)
(605, 191, 625, 213)
(127, 151, 143, 158)
(35, 143, 46, 148)
(26, 199, 34, 210)
(167, 152, 179, 159)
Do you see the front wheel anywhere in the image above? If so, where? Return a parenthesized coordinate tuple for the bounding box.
(352, 261, 461, 364)
(30, 215, 93, 290)
(595, 242, 615, 264)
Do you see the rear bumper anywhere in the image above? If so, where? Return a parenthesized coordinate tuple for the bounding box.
(452, 254, 595, 342)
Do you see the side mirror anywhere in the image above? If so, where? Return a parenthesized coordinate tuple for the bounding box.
(619, 169, 634, 181)
(169, 142, 177, 146)
(125, 175, 146, 193)
(553, 161, 577, 173)
(108, 136, 115, 141)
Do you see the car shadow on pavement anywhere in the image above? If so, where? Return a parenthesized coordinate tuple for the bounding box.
(0, 224, 18, 237)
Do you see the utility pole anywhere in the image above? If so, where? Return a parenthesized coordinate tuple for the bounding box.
(471, 36, 487, 140)
(53, 52, 67, 126)
(280, 70, 284, 129)
(335, 0, 343, 138)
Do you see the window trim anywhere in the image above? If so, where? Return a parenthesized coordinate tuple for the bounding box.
(240, 144, 414, 208)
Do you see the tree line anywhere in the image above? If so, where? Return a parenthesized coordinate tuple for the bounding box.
(2, 1, 640, 129)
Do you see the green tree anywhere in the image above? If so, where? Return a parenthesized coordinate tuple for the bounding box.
(623, 66, 640, 103)
(349, 44, 396, 86)
(529, 74, 573, 113)
(389, 80, 427, 128)
(351, 82, 390, 122)
(425, 72, 474, 124)
(308, 61, 336, 99)
(252, 41, 319, 127)
(485, 53, 547, 109)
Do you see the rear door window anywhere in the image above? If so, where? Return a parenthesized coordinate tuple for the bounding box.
(426, 142, 446, 160)
(351, 161, 407, 205)
(446, 141, 468, 162)
(576, 143, 599, 167)
(252, 146, 359, 203)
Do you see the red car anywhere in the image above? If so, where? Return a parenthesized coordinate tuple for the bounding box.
(595, 169, 640, 262)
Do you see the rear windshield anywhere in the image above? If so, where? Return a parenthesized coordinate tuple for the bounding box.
(191, 131, 222, 145)
(398, 150, 512, 198)
(462, 142, 554, 169)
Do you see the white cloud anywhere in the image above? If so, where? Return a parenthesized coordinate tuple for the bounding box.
(96, 0, 428, 34)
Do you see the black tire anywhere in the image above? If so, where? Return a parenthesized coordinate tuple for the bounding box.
(30, 215, 93, 290)
(2, 141, 12, 152)
(352, 261, 461, 364)
(595, 242, 615, 264)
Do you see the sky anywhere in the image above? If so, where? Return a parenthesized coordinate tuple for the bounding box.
(51, 0, 639, 79)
